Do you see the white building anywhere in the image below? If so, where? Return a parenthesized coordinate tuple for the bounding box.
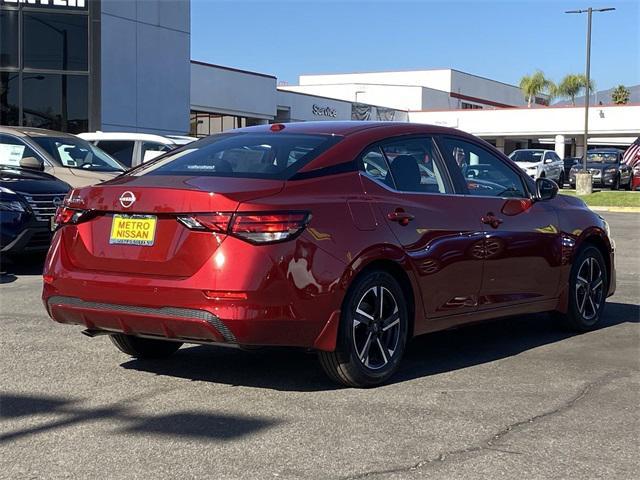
(279, 69, 548, 111)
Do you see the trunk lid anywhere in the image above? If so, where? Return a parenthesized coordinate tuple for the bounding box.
(63, 176, 283, 276)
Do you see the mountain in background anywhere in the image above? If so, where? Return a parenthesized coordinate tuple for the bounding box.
(553, 84, 639, 106)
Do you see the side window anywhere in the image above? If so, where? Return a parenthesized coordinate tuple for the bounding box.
(141, 142, 173, 163)
(96, 140, 134, 168)
(441, 137, 527, 198)
(361, 137, 450, 193)
(381, 138, 449, 193)
(0, 134, 39, 167)
(361, 148, 390, 184)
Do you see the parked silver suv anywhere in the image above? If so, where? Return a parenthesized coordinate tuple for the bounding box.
(509, 149, 564, 187)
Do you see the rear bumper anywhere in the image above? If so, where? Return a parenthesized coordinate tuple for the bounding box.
(46, 295, 236, 343)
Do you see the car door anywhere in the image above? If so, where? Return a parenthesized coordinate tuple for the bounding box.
(360, 136, 485, 318)
(543, 152, 561, 182)
(439, 136, 562, 311)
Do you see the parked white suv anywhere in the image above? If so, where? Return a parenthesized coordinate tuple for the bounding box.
(509, 149, 564, 187)
(78, 132, 196, 169)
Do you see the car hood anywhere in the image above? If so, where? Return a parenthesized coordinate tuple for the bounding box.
(0, 167, 71, 194)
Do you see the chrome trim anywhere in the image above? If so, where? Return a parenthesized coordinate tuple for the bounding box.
(47, 296, 237, 343)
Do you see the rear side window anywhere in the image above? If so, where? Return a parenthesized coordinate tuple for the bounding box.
(96, 140, 135, 168)
(134, 133, 342, 180)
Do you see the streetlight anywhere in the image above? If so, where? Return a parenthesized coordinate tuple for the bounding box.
(565, 6, 615, 194)
(354, 90, 366, 103)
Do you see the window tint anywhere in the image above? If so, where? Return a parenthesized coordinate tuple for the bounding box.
(0, 134, 39, 167)
(361, 148, 389, 183)
(442, 137, 527, 198)
(378, 137, 449, 193)
(23, 12, 88, 71)
(134, 133, 341, 180)
(96, 141, 135, 168)
(0, 72, 19, 126)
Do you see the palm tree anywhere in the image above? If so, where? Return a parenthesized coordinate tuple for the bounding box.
(611, 85, 630, 105)
(519, 71, 556, 107)
(556, 74, 596, 106)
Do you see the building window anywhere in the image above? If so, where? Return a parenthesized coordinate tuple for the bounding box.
(0, 72, 20, 125)
(461, 102, 483, 110)
(0, 9, 19, 68)
(22, 73, 88, 133)
(190, 111, 248, 137)
(0, 3, 92, 134)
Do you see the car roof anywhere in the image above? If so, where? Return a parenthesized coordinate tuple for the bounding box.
(0, 125, 79, 139)
(78, 132, 178, 144)
(588, 148, 622, 153)
(234, 121, 472, 138)
(511, 149, 550, 152)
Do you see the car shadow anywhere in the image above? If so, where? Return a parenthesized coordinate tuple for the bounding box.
(120, 301, 639, 392)
(1, 253, 46, 279)
(0, 392, 279, 444)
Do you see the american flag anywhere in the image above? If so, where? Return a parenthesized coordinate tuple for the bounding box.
(622, 137, 640, 168)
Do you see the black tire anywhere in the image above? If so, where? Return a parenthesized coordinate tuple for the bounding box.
(558, 173, 564, 189)
(553, 246, 607, 332)
(611, 175, 620, 190)
(110, 334, 182, 358)
(570, 183, 576, 190)
(625, 177, 632, 191)
(318, 270, 409, 388)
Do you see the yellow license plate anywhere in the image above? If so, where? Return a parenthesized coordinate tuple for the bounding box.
(109, 214, 157, 246)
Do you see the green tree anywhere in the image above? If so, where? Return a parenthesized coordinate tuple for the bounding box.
(556, 74, 596, 106)
(611, 85, 630, 105)
(519, 70, 556, 107)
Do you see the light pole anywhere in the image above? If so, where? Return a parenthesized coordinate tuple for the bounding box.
(565, 7, 615, 194)
(354, 90, 365, 103)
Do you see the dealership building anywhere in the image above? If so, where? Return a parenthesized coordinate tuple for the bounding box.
(1, 0, 639, 154)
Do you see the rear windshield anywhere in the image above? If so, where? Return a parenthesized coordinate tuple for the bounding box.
(587, 152, 618, 163)
(509, 150, 544, 163)
(132, 132, 342, 180)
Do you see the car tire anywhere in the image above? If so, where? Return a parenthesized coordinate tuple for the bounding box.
(553, 246, 608, 332)
(625, 177, 632, 191)
(558, 173, 564, 189)
(110, 334, 183, 358)
(318, 270, 409, 388)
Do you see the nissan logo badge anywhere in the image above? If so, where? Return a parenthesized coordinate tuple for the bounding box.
(52, 197, 63, 207)
(119, 191, 136, 208)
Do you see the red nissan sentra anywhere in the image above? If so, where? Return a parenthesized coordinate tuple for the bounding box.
(43, 122, 615, 387)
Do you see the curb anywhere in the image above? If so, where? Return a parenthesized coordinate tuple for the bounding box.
(589, 206, 640, 213)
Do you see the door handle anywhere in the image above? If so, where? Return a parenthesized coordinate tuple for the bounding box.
(388, 209, 415, 226)
(481, 212, 503, 229)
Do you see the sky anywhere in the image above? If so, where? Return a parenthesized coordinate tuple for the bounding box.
(191, 0, 640, 91)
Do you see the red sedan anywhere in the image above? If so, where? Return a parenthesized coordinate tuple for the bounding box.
(43, 122, 615, 387)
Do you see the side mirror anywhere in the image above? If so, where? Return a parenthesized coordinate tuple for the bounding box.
(536, 177, 558, 201)
(19, 156, 44, 171)
(544, 158, 553, 164)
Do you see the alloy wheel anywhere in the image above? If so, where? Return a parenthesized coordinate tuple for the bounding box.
(575, 256, 604, 322)
(352, 286, 401, 370)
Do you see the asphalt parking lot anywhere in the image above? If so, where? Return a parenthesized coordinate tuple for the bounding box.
(1, 212, 638, 480)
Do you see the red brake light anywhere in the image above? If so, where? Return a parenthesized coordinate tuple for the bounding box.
(177, 213, 232, 232)
(270, 123, 285, 132)
(177, 211, 310, 244)
(53, 206, 92, 229)
(231, 212, 310, 243)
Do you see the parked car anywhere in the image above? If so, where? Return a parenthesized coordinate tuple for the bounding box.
(43, 122, 615, 387)
(563, 156, 580, 182)
(632, 165, 640, 191)
(0, 127, 125, 188)
(1, 165, 71, 257)
(78, 132, 197, 169)
(569, 149, 632, 190)
(508, 149, 564, 187)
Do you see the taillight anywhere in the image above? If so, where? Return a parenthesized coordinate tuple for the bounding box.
(177, 213, 232, 232)
(177, 211, 310, 244)
(231, 212, 310, 244)
(53, 206, 92, 229)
